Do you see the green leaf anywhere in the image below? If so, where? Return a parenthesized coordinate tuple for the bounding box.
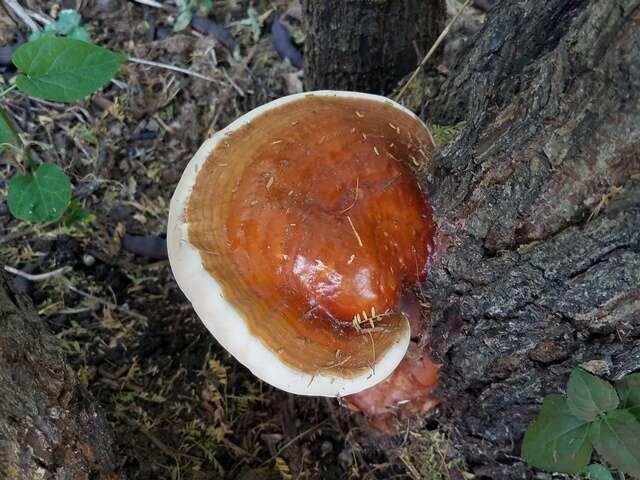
(584, 464, 614, 480)
(626, 404, 640, 422)
(199, 0, 213, 14)
(617, 373, 640, 421)
(174, 8, 193, 32)
(592, 410, 640, 478)
(67, 27, 90, 42)
(52, 10, 82, 35)
(29, 9, 86, 41)
(12, 37, 127, 102)
(0, 106, 19, 154)
(28, 31, 46, 41)
(7, 162, 72, 223)
(567, 368, 619, 421)
(62, 198, 93, 226)
(521, 394, 593, 474)
(616, 373, 640, 406)
(246, 6, 261, 42)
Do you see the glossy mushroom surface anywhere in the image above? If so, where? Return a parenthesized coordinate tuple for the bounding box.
(168, 91, 435, 396)
(343, 344, 441, 432)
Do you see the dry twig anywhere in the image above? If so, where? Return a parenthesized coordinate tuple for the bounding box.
(65, 283, 148, 321)
(1, 0, 40, 32)
(4, 265, 70, 281)
(4, 265, 148, 321)
(128, 57, 217, 83)
(395, 0, 473, 101)
(210, 44, 258, 130)
(259, 420, 328, 468)
(128, 0, 172, 10)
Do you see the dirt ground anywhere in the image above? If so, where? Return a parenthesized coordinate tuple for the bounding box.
(0, 1, 485, 478)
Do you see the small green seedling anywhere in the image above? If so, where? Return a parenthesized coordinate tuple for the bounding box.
(174, 0, 214, 31)
(522, 368, 640, 479)
(7, 162, 72, 223)
(62, 198, 95, 227)
(1, 19, 126, 224)
(238, 6, 262, 43)
(431, 121, 466, 147)
(29, 9, 90, 42)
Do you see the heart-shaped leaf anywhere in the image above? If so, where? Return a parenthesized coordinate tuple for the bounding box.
(592, 410, 640, 478)
(12, 37, 126, 102)
(8, 162, 71, 223)
(567, 368, 619, 421)
(521, 394, 593, 474)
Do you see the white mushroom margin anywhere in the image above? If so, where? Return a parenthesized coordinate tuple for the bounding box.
(167, 91, 419, 397)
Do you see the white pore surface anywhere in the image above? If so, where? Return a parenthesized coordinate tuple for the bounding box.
(167, 91, 418, 397)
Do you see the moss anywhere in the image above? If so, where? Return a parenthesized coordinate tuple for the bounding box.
(393, 423, 472, 480)
(431, 121, 466, 147)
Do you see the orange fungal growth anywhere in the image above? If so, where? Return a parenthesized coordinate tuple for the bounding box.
(168, 91, 436, 397)
(343, 345, 442, 433)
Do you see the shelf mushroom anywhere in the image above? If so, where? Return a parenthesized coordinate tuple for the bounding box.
(168, 91, 436, 397)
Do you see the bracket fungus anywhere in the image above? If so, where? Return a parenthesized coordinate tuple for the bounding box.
(168, 91, 437, 398)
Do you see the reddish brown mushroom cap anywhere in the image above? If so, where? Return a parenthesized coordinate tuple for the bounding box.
(168, 91, 435, 396)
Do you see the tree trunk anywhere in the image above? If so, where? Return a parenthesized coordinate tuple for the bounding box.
(302, 0, 446, 93)
(421, 0, 640, 477)
(0, 271, 120, 480)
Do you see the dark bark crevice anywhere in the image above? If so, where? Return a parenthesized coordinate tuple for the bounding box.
(423, 0, 640, 476)
(302, 0, 446, 93)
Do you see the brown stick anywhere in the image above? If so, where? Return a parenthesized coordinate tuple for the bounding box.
(395, 0, 473, 101)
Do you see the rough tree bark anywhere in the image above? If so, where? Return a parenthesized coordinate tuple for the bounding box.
(302, 0, 446, 93)
(421, 0, 640, 477)
(0, 271, 120, 480)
